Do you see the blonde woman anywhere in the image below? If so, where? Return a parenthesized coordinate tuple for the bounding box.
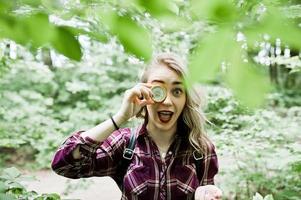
(52, 53, 222, 200)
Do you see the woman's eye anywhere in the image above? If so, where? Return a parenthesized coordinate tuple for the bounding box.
(173, 88, 183, 96)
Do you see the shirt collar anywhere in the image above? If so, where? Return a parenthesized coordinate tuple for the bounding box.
(136, 121, 187, 140)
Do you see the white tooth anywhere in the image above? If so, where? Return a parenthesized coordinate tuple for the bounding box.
(160, 111, 172, 114)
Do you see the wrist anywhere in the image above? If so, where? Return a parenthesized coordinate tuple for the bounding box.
(113, 113, 128, 126)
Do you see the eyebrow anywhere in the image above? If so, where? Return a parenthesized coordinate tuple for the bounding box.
(151, 80, 183, 85)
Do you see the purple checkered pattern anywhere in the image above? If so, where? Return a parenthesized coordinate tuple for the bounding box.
(51, 123, 219, 200)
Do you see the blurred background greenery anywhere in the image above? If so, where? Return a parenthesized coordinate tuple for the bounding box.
(0, 0, 300, 199)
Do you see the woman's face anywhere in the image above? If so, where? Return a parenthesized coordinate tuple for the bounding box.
(146, 64, 186, 132)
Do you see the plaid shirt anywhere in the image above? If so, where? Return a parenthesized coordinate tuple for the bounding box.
(51, 123, 219, 200)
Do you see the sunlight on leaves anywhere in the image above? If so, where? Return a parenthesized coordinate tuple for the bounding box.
(100, 10, 152, 61)
(245, 6, 301, 50)
(135, 0, 175, 17)
(188, 28, 237, 83)
(190, 0, 238, 24)
(226, 56, 271, 108)
(22, 13, 55, 47)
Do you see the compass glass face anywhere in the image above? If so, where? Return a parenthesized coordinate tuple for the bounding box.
(151, 85, 166, 102)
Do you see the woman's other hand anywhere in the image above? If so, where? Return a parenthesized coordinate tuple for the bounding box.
(195, 185, 222, 200)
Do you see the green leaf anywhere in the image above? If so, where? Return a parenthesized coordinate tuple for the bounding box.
(245, 6, 301, 50)
(2, 167, 21, 179)
(0, 15, 25, 45)
(8, 182, 24, 190)
(51, 26, 82, 61)
(0, 13, 83, 60)
(18, 0, 42, 7)
(190, 0, 238, 24)
(15, 175, 36, 182)
(0, 181, 7, 193)
(66, 26, 108, 43)
(253, 192, 264, 200)
(22, 13, 55, 47)
(263, 194, 274, 200)
(282, 5, 301, 19)
(0, 1, 13, 13)
(110, 14, 152, 61)
(34, 193, 61, 200)
(188, 28, 237, 83)
(225, 60, 272, 108)
(156, 14, 189, 33)
(0, 13, 54, 47)
(42, 193, 61, 200)
(292, 161, 301, 172)
(135, 0, 175, 17)
(0, 193, 17, 200)
(189, 27, 272, 108)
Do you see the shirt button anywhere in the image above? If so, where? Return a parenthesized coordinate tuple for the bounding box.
(168, 151, 172, 155)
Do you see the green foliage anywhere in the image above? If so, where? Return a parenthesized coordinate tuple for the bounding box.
(51, 26, 82, 61)
(190, 0, 238, 24)
(100, 11, 152, 61)
(0, 11, 82, 61)
(136, 0, 174, 17)
(1, 0, 300, 107)
(189, 29, 237, 83)
(0, 38, 140, 169)
(253, 193, 274, 200)
(206, 85, 301, 200)
(267, 89, 301, 107)
(0, 167, 61, 200)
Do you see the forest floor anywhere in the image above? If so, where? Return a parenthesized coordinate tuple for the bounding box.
(21, 155, 229, 200)
(22, 170, 122, 200)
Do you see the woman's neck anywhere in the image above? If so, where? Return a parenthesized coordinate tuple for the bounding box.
(146, 123, 177, 150)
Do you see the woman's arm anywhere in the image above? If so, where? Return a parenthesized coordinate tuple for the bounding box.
(73, 83, 154, 159)
(51, 128, 130, 179)
(72, 113, 126, 159)
(51, 83, 154, 178)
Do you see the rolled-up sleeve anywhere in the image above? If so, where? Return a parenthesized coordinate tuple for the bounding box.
(51, 128, 130, 179)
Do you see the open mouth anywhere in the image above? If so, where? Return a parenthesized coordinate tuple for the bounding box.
(158, 111, 174, 123)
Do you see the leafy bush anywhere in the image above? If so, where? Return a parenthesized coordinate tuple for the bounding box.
(205, 85, 301, 200)
(0, 37, 147, 169)
(252, 193, 274, 200)
(0, 167, 61, 200)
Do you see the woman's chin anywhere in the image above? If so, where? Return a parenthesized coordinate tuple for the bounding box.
(155, 118, 176, 130)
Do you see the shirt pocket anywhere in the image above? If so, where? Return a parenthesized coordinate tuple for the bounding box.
(175, 164, 199, 198)
(123, 165, 150, 197)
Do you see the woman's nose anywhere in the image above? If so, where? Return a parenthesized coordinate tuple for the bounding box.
(162, 93, 172, 106)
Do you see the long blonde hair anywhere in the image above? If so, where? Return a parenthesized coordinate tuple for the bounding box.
(137, 52, 211, 155)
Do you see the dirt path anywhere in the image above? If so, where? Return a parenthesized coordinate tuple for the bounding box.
(23, 170, 121, 200)
(21, 155, 230, 200)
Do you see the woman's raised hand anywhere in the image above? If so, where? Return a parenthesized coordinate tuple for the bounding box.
(194, 185, 222, 200)
(116, 83, 154, 121)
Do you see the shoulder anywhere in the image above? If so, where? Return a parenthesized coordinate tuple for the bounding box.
(206, 139, 217, 157)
